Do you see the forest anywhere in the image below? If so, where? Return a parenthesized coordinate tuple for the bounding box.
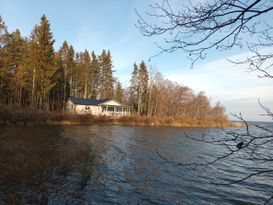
(0, 14, 227, 123)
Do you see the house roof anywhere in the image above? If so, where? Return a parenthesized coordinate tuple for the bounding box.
(69, 97, 108, 105)
(69, 97, 131, 107)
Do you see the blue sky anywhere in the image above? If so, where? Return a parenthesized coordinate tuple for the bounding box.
(1, 0, 272, 121)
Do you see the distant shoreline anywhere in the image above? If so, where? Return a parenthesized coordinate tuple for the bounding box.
(0, 109, 239, 128)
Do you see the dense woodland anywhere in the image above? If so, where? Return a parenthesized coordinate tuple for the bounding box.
(0, 15, 227, 122)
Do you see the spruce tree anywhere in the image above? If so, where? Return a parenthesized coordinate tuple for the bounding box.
(28, 15, 56, 110)
(114, 81, 124, 103)
(138, 60, 149, 115)
(129, 62, 139, 112)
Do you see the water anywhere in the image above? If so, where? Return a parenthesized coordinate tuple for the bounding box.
(0, 124, 272, 204)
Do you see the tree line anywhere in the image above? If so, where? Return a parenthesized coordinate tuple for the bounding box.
(0, 14, 227, 122)
(0, 15, 116, 110)
(127, 63, 227, 121)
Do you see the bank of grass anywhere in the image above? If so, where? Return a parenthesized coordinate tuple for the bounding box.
(0, 108, 238, 127)
(114, 115, 236, 127)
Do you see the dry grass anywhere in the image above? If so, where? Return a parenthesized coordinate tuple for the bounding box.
(0, 108, 237, 128)
(0, 107, 110, 125)
(113, 114, 236, 128)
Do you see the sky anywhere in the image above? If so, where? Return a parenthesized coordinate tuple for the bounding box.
(0, 0, 272, 122)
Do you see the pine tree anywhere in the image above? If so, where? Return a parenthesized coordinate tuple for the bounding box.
(0, 16, 10, 105)
(0, 16, 8, 51)
(73, 52, 81, 97)
(67, 45, 75, 96)
(6, 29, 27, 106)
(73, 50, 90, 98)
(99, 50, 114, 99)
(27, 15, 56, 110)
(89, 51, 100, 98)
(137, 60, 149, 115)
(83, 50, 91, 98)
(57, 41, 75, 105)
(52, 51, 63, 110)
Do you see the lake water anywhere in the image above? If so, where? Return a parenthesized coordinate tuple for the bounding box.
(0, 124, 272, 204)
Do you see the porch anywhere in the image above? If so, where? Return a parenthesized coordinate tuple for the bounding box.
(101, 105, 131, 116)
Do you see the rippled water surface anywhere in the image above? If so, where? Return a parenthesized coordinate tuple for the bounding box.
(0, 124, 272, 204)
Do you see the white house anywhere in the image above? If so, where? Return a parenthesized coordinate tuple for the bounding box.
(66, 97, 131, 116)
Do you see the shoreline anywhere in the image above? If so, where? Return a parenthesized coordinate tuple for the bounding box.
(0, 120, 238, 128)
(0, 110, 239, 128)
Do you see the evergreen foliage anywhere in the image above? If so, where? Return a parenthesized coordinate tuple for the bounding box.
(89, 51, 100, 98)
(129, 63, 139, 112)
(28, 15, 56, 110)
(99, 50, 114, 99)
(137, 60, 149, 115)
(114, 81, 124, 103)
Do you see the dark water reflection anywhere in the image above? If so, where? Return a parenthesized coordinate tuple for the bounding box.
(0, 125, 272, 204)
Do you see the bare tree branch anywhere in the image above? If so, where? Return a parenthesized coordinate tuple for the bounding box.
(138, 1, 273, 203)
(155, 102, 273, 203)
(137, 0, 273, 72)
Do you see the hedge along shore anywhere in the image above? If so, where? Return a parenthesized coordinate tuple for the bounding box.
(0, 109, 239, 128)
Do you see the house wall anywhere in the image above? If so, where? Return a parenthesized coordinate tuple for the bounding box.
(74, 105, 102, 115)
(66, 100, 103, 115)
(66, 100, 75, 112)
(66, 99, 130, 116)
(90, 105, 103, 115)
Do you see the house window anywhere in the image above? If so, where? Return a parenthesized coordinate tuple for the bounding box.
(108, 106, 114, 112)
(85, 106, 90, 110)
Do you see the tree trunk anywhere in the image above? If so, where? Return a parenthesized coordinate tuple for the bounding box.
(31, 69, 36, 106)
(84, 82, 87, 99)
